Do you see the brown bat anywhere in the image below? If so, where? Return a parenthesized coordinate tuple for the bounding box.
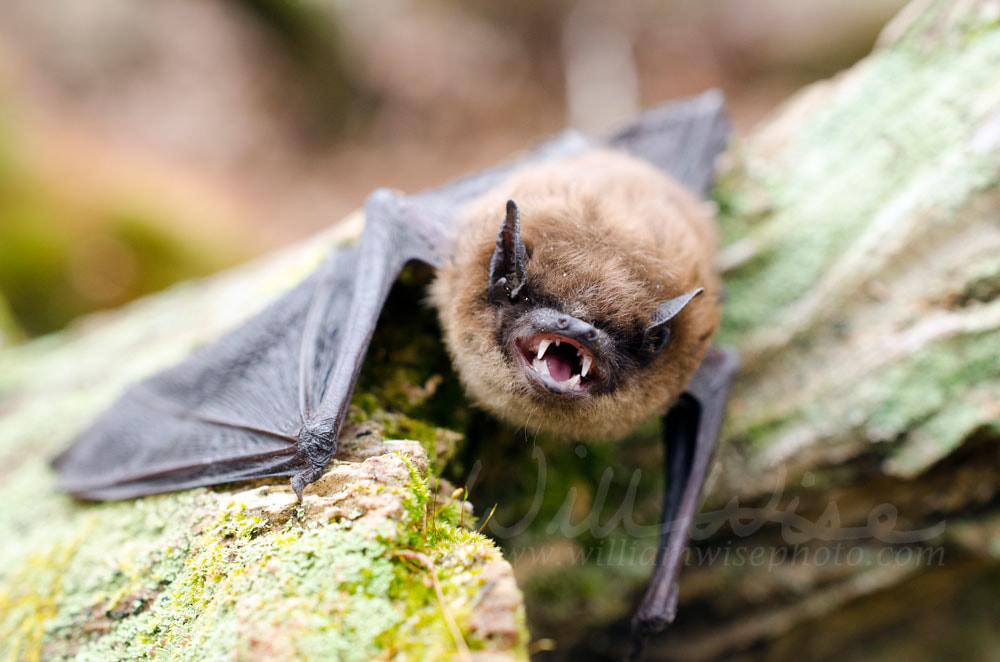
(53, 91, 739, 658)
(433, 149, 720, 440)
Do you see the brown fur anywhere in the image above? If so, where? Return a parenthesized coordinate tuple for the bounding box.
(430, 150, 721, 440)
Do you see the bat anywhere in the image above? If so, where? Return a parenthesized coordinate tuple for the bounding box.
(52, 90, 739, 656)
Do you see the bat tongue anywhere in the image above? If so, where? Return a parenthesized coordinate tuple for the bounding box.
(545, 349, 576, 382)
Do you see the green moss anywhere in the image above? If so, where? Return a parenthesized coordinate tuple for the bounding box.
(349, 392, 379, 421)
(0, 442, 520, 661)
(384, 453, 525, 657)
(383, 415, 438, 449)
(0, 466, 518, 660)
(0, 538, 76, 662)
(396, 451, 465, 553)
(356, 264, 469, 432)
(0, 483, 212, 661)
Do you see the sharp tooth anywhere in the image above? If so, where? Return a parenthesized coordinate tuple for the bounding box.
(566, 374, 581, 389)
(555, 339, 561, 347)
(533, 358, 550, 377)
(581, 355, 592, 378)
(537, 339, 551, 359)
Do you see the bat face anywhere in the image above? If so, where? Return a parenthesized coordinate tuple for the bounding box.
(432, 150, 722, 440)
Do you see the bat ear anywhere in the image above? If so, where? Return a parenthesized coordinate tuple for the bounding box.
(642, 288, 703, 355)
(488, 199, 528, 303)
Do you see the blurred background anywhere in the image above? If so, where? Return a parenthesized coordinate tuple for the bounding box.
(0, 0, 908, 341)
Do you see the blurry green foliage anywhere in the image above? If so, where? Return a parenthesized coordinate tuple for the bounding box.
(0, 115, 242, 337)
(0, 291, 22, 345)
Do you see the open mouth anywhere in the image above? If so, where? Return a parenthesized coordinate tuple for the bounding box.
(517, 333, 598, 395)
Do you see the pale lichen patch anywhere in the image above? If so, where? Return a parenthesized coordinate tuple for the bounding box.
(232, 439, 428, 527)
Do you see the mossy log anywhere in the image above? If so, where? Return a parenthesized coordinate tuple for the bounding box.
(2, 0, 1000, 660)
(0, 219, 526, 661)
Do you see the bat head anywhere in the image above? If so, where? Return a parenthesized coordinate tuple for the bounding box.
(432, 150, 721, 440)
(488, 199, 703, 401)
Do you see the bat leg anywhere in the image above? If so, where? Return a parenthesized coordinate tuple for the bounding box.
(628, 346, 739, 661)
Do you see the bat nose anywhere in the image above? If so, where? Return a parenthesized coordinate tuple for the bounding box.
(530, 309, 604, 346)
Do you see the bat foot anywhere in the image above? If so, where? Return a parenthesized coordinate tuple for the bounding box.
(627, 610, 673, 662)
(290, 477, 305, 502)
(631, 611, 672, 637)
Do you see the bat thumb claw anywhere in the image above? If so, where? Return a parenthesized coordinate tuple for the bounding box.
(290, 473, 309, 502)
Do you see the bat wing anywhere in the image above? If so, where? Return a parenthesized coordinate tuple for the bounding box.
(53, 245, 361, 499)
(629, 347, 740, 657)
(609, 89, 728, 197)
(55, 184, 475, 501)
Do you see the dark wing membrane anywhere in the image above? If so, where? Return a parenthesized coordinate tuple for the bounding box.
(53, 245, 359, 499)
(608, 89, 729, 196)
(630, 347, 740, 653)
